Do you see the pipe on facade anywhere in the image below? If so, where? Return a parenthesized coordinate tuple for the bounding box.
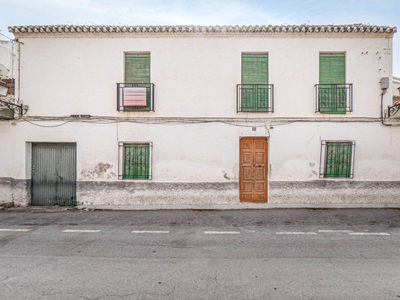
(381, 92, 392, 127)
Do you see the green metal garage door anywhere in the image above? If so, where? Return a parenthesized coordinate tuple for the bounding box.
(31, 143, 77, 206)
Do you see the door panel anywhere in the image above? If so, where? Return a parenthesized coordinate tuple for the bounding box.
(240, 137, 268, 202)
(31, 143, 77, 206)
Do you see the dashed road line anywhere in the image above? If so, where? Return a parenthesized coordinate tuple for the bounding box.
(204, 231, 241, 235)
(131, 230, 170, 234)
(318, 230, 354, 233)
(62, 230, 101, 233)
(0, 229, 31, 232)
(276, 232, 317, 235)
(348, 232, 390, 236)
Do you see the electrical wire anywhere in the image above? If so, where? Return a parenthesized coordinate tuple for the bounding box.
(0, 32, 13, 41)
(18, 116, 383, 128)
(24, 120, 71, 127)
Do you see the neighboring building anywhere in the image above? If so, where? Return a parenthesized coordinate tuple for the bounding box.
(1, 24, 399, 206)
(0, 40, 16, 120)
(392, 76, 400, 116)
(0, 40, 12, 78)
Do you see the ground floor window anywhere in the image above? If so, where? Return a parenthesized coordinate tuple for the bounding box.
(320, 141, 355, 178)
(118, 142, 152, 179)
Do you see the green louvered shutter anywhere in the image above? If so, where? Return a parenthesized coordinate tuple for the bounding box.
(325, 142, 352, 178)
(241, 54, 268, 112)
(124, 144, 150, 179)
(319, 54, 346, 114)
(124, 53, 151, 110)
(125, 54, 150, 83)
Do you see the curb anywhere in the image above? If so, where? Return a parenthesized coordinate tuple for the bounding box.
(76, 203, 400, 211)
(0, 202, 14, 209)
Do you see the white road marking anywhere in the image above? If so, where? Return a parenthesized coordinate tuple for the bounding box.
(276, 232, 317, 235)
(131, 230, 170, 234)
(204, 231, 241, 235)
(348, 232, 390, 236)
(318, 230, 354, 233)
(0, 229, 31, 232)
(62, 230, 101, 233)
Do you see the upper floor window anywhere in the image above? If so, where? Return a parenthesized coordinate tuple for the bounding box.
(237, 53, 274, 113)
(316, 53, 352, 114)
(117, 53, 154, 111)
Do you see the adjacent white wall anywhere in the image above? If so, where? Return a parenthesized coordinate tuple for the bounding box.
(1, 120, 399, 182)
(17, 35, 393, 118)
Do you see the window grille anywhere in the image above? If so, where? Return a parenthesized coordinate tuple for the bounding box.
(315, 84, 353, 113)
(117, 83, 154, 111)
(237, 84, 274, 112)
(118, 142, 153, 180)
(319, 141, 355, 178)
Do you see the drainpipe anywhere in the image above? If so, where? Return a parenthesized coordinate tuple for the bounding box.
(380, 77, 391, 126)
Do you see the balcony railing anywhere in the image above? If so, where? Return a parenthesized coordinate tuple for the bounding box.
(117, 83, 154, 112)
(388, 103, 400, 118)
(237, 84, 274, 113)
(315, 84, 353, 114)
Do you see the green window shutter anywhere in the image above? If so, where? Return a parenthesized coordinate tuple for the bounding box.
(319, 54, 345, 85)
(325, 142, 352, 178)
(242, 54, 268, 84)
(125, 54, 150, 83)
(241, 54, 269, 112)
(123, 144, 150, 179)
(319, 54, 346, 114)
(124, 53, 151, 111)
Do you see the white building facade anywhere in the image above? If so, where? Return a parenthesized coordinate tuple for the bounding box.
(1, 24, 399, 206)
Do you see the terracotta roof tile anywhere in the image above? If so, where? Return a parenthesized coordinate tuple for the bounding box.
(8, 24, 397, 36)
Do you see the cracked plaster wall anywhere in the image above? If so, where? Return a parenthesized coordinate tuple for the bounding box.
(0, 178, 30, 206)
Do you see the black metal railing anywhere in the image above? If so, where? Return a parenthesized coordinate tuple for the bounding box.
(237, 84, 274, 113)
(388, 103, 400, 118)
(315, 84, 353, 114)
(0, 99, 24, 118)
(117, 83, 154, 112)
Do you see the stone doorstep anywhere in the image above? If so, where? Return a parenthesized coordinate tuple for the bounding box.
(0, 202, 14, 209)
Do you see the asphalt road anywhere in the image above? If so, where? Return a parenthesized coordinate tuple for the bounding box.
(0, 209, 399, 299)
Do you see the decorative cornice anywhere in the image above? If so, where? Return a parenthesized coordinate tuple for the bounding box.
(8, 24, 397, 37)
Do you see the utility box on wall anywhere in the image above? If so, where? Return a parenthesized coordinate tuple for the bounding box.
(380, 77, 389, 90)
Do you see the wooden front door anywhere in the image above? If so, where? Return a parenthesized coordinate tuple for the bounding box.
(239, 137, 268, 202)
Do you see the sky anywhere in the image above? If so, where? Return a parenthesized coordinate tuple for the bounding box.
(0, 0, 399, 74)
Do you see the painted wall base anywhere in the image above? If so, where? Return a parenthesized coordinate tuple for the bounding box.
(269, 181, 400, 204)
(77, 181, 400, 206)
(0, 178, 31, 206)
(77, 182, 240, 206)
(1, 178, 399, 206)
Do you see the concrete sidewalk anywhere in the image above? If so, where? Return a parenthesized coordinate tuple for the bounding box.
(76, 203, 400, 211)
(2, 202, 399, 212)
